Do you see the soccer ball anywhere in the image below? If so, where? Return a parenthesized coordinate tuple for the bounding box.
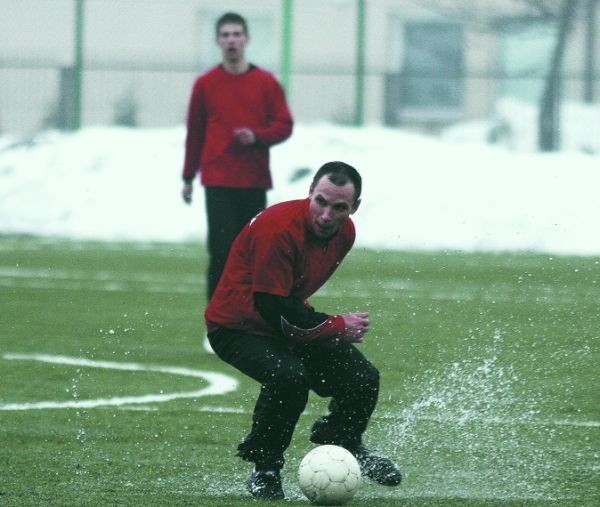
(298, 445, 361, 505)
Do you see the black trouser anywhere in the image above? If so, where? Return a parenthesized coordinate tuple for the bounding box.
(204, 187, 266, 300)
(208, 328, 380, 470)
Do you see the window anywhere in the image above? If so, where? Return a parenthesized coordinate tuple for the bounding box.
(393, 21, 464, 122)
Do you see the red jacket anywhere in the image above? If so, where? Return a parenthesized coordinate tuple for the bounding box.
(182, 65, 293, 189)
(205, 198, 355, 337)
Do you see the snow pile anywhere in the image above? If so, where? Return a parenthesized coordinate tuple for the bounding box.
(1, 121, 598, 256)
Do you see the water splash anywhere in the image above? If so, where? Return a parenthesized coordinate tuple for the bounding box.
(374, 328, 592, 502)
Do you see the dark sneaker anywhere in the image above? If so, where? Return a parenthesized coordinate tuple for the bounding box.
(246, 469, 285, 500)
(350, 445, 402, 486)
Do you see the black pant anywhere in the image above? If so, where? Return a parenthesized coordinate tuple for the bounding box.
(208, 328, 380, 469)
(204, 187, 266, 300)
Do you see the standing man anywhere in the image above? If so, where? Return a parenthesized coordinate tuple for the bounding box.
(181, 12, 293, 352)
(205, 162, 402, 500)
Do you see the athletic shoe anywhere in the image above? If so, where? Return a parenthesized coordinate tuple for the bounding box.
(349, 445, 402, 486)
(246, 469, 285, 500)
(203, 334, 215, 354)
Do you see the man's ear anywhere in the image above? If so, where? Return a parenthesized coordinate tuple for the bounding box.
(351, 198, 361, 214)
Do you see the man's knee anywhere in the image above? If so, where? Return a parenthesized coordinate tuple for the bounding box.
(362, 363, 380, 389)
(265, 364, 310, 401)
(350, 362, 379, 403)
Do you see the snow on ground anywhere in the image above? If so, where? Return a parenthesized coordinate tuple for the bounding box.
(0, 115, 599, 256)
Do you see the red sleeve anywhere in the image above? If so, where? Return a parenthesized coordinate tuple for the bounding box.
(253, 76, 293, 147)
(281, 314, 346, 343)
(254, 292, 345, 344)
(182, 79, 206, 181)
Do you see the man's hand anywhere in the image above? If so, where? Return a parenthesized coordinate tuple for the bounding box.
(341, 312, 370, 343)
(233, 127, 257, 146)
(182, 182, 193, 204)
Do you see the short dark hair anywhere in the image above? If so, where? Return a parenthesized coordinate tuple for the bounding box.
(216, 12, 248, 36)
(311, 161, 362, 202)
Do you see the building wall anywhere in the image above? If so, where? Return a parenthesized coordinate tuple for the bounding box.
(0, 0, 597, 135)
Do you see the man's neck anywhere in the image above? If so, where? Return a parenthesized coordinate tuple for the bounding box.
(222, 59, 250, 75)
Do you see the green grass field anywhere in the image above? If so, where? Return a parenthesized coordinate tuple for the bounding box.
(1, 234, 598, 506)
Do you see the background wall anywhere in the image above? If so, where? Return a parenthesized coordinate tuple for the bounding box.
(0, 0, 597, 138)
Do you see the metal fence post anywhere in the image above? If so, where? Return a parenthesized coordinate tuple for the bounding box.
(355, 0, 366, 126)
(281, 0, 293, 97)
(73, 0, 84, 130)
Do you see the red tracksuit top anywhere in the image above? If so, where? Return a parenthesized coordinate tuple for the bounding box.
(182, 64, 293, 189)
(205, 198, 355, 337)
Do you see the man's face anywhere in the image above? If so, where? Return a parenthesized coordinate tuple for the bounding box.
(308, 176, 360, 239)
(216, 23, 248, 62)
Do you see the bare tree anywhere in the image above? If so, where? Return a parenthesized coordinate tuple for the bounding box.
(538, 0, 580, 151)
(583, 0, 598, 103)
(403, 0, 584, 151)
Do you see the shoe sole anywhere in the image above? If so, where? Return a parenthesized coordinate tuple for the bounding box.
(203, 335, 215, 354)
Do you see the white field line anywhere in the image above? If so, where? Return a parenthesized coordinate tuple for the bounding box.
(0, 278, 201, 294)
(2, 265, 596, 303)
(0, 266, 191, 283)
(0, 266, 202, 294)
(186, 406, 599, 428)
(0, 353, 238, 411)
(1, 353, 597, 429)
(375, 412, 600, 428)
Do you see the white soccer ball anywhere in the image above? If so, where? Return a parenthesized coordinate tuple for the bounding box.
(298, 444, 361, 505)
